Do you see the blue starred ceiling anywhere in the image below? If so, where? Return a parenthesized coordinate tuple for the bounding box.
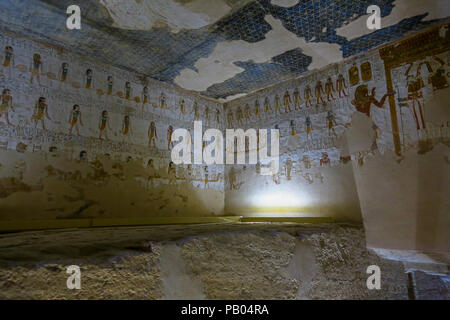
(0, 0, 449, 100)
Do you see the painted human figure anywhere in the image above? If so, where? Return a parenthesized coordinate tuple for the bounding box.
(2, 46, 14, 78)
(283, 90, 292, 113)
(325, 77, 336, 101)
(244, 103, 251, 123)
(68, 104, 83, 135)
(107, 76, 114, 95)
(141, 86, 149, 113)
(326, 110, 337, 136)
(124, 82, 132, 100)
(236, 106, 243, 125)
(148, 121, 158, 148)
(85, 69, 94, 89)
(274, 94, 281, 114)
(160, 92, 166, 109)
(228, 167, 236, 190)
(264, 97, 272, 115)
(315, 80, 325, 105)
(168, 161, 177, 185)
(32, 97, 51, 130)
(227, 109, 233, 126)
(304, 85, 313, 108)
(30, 53, 43, 85)
(302, 155, 311, 169)
(305, 115, 312, 139)
(193, 102, 199, 121)
(179, 98, 185, 120)
(122, 115, 132, 141)
(290, 120, 296, 136)
(59, 62, 69, 83)
(320, 152, 331, 166)
(254, 99, 261, 120)
(336, 74, 348, 98)
(99, 110, 111, 140)
(351, 85, 395, 147)
(216, 109, 221, 125)
(0, 88, 13, 126)
(203, 166, 209, 188)
(285, 158, 293, 180)
(352, 85, 394, 118)
(147, 158, 158, 188)
(204, 106, 210, 126)
(293, 88, 301, 110)
(167, 125, 174, 150)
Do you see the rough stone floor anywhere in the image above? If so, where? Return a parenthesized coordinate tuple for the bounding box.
(0, 223, 447, 300)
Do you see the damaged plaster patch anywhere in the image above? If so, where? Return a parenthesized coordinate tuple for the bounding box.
(336, 0, 450, 40)
(174, 15, 343, 92)
(270, 0, 300, 8)
(99, 0, 231, 32)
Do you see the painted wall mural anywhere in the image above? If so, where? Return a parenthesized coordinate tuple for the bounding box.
(223, 23, 450, 227)
(0, 30, 225, 220)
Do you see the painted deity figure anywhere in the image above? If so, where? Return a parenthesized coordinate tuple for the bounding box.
(0, 88, 13, 126)
(283, 90, 292, 113)
(326, 110, 337, 136)
(336, 74, 348, 98)
(147, 159, 158, 188)
(304, 85, 313, 108)
(227, 109, 233, 126)
(302, 155, 311, 169)
(264, 97, 272, 115)
(406, 72, 426, 131)
(168, 161, 177, 185)
(236, 106, 243, 125)
(274, 94, 281, 114)
(148, 121, 158, 148)
(315, 80, 325, 105)
(254, 99, 260, 119)
(142, 86, 149, 113)
(60, 62, 69, 82)
(290, 120, 296, 136)
(293, 88, 301, 110)
(2, 46, 14, 78)
(32, 97, 51, 130)
(244, 103, 251, 123)
(179, 98, 185, 119)
(30, 53, 43, 85)
(228, 167, 236, 190)
(122, 115, 132, 140)
(99, 110, 111, 140)
(193, 102, 199, 121)
(305, 115, 312, 139)
(216, 109, 221, 125)
(320, 152, 331, 166)
(325, 77, 335, 101)
(124, 82, 132, 100)
(167, 125, 174, 150)
(203, 166, 209, 188)
(204, 106, 210, 125)
(107, 76, 114, 95)
(68, 104, 83, 135)
(85, 69, 94, 89)
(160, 92, 166, 109)
(285, 158, 293, 180)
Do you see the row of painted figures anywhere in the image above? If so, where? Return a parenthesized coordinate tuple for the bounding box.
(1, 46, 220, 122)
